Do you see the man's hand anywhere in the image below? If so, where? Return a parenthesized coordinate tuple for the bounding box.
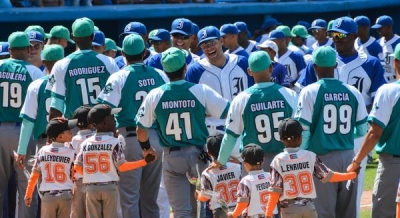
(24, 197, 32, 207)
(228, 156, 240, 164)
(206, 161, 222, 172)
(227, 212, 234, 218)
(347, 158, 361, 172)
(143, 148, 157, 163)
(15, 154, 26, 169)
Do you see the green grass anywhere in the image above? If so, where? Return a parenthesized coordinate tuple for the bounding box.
(360, 209, 371, 218)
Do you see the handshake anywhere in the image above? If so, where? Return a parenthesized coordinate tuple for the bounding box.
(143, 147, 157, 163)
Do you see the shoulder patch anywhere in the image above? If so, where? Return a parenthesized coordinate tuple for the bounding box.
(102, 83, 113, 94)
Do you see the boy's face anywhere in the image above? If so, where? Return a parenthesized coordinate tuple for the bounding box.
(56, 130, 72, 143)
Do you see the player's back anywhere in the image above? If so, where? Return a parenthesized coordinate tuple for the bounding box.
(48, 50, 118, 118)
(0, 58, 43, 122)
(239, 170, 275, 216)
(79, 133, 121, 184)
(270, 149, 317, 200)
(35, 144, 75, 192)
(237, 83, 297, 153)
(202, 162, 241, 209)
(71, 129, 94, 180)
(298, 79, 365, 154)
(275, 50, 305, 84)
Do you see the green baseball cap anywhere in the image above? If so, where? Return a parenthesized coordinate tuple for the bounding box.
(248, 51, 272, 73)
(72, 18, 94, 38)
(161, 47, 187, 73)
(291, 25, 311, 39)
(327, 20, 335, 31)
(94, 26, 100, 31)
(105, 38, 121, 52)
(41, 44, 64, 61)
(25, 25, 50, 39)
(277, 25, 295, 37)
(389, 43, 400, 60)
(8, 32, 30, 48)
(122, 34, 145, 56)
(49, 25, 75, 44)
(312, 46, 337, 67)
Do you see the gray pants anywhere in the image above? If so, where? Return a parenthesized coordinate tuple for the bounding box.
(313, 150, 357, 218)
(281, 202, 317, 218)
(163, 145, 207, 218)
(0, 122, 38, 217)
(71, 179, 86, 218)
(41, 192, 72, 218)
(371, 153, 400, 218)
(86, 184, 118, 218)
(118, 128, 162, 218)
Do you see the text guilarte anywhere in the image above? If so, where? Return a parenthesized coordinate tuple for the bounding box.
(40, 155, 70, 163)
(250, 100, 285, 112)
(83, 144, 113, 151)
(281, 162, 310, 172)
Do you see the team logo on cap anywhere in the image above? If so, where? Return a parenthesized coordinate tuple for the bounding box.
(335, 19, 343, 28)
(201, 30, 207, 39)
(102, 83, 113, 94)
(30, 32, 36, 39)
(0, 46, 2, 53)
(376, 17, 380, 24)
(124, 24, 131, 32)
(176, 21, 184, 30)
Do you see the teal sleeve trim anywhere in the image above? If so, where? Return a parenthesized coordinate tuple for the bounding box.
(225, 128, 240, 138)
(219, 103, 230, 119)
(50, 91, 64, 100)
(97, 98, 117, 108)
(297, 117, 311, 127)
(217, 133, 238, 165)
(354, 123, 368, 139)
(50, 97, 64, 113)
(368, 116, 386, 130)
(20, 113, 36, 123)
(355, 116, 367, 126)
(300, 130, 310, 148)
(17, 119, 35, 155)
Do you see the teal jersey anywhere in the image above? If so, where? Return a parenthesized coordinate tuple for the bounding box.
(136, 80, 229, 148)
(46, 50, 119, 118)
(97, 63, 168, 128)
(295, 79, 368, 155)
(225, 82, 298, 153)
(368, 81, 400, 155)
(0, 58, 43, 122)
(20, 75, 51, 139)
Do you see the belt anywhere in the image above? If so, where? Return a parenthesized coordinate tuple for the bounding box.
(169, 146, 181, 152)
(126, 126, 136, 132)
(393, 155, 400, 158)
(85, 181, 118, 186)
(40, 189, 72, 196)
(280, 198, 312, 207)
(206, 125, 225, 131)
(0, 122, 21, 126)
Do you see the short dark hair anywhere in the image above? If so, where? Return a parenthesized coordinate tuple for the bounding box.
(166, 64, 185, 80)
(124, 50, 145, 63)
(206, 134, 223, 158)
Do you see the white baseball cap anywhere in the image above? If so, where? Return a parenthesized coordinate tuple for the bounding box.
(256, 40, 278, 54)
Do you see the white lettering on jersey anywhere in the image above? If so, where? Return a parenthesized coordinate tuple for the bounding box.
(0, 72, 26, 81)
(68, 66, 105, 77)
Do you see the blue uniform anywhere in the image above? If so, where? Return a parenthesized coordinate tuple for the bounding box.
(275, 50, 306, 85)
(147, 52, 199, 71)
(354, 36, 382, 59)
(377, 35, 400, 83)
(271, 62, 290, 87)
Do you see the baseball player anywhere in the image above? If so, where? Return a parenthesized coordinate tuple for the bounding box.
(227, 144, 276, 218)
(0, 42, 10, 59)
(196, 134, 242, 217)
(265, 118, 359, 218)
(17, 44, 64, 169)
(309, 19, 334, 51)
(135, 47, 230, 218)
(289, 25, 313, 57)
(0, 31, 44, 217)
(257, 17, 280, 43)
(26, 30, 45, 71)
(220, 24, 249, 58)
(214, 51, 297, 173)
(276, 25, 294, 49)
(97, 34, 168, 218)
(190, 23, 204, 58)
(294, 46, 368, 218)
(347, 43, 400, 217)
(24, 117, 77, 218)
(115, 22, 156, 69)
(256, 40, 291, 87)
(70, 106, 94, 218)
(92, 30, 106, 54)
(103, 38, 121, 58)
(74, 104, 156, 218)
(354, 16, 383, 59)
(46, 17, 119, 120)
(46, 25, 75, 48)
(147, 18, 200, 71)
(371, 15, 400, 83)
(234, 21, 258, 55)
(148, 29, 171, 53)
(269, 30, 306, 89)
(25, 25, 50, 42)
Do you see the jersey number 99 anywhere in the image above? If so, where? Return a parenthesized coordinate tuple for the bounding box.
(323, 104, 352, 134)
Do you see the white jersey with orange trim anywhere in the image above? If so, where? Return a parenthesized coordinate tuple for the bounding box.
(70, 129, 95, 180)
(32, 142, 75, 192)
(200, 162, 241, 210)
(75, 133, 126, 184)
(237, 170, 277, 216)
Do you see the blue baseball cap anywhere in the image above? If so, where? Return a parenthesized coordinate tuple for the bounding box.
(310, 19, 327, 30)
(92, 31, 105, 46)
(220, 24, 239, 36)
(171, 18, 193, 36)
(234, 21, 248, 33)
(0, 42, 9, 56)
(297, 21, 311, 30)
(261, 18, 281, 30)
(328, 17, 358, 34)
(192, 23, 200, 36)
(197, 26, 220, 46)
(268, 30, 286, 40)
(354, 16, 371, 27)
(371, 15, 393, 29)
(27, 31, 43, 43)
(149, 29, 170, 41)
(120, 22, 147, 37)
